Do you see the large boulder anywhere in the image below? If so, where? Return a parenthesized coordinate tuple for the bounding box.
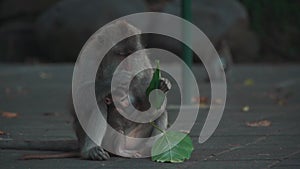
(0, 22, 38, 62)
(36, 0, 257, 62)
(0, 0, 59, 20)
(0, 0, 60, 62)
(35, 0, 147, 62)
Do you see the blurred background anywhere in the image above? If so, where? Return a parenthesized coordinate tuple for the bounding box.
(0, 0, 299, 63)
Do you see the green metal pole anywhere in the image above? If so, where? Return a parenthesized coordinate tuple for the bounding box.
(181, 0, 193, 68)
(181, 0, 193, 105)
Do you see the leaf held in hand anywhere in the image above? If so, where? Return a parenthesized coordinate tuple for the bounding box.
(146, 60, 165, 109)
(151, 131, 194, 163)
(149, 90, 165, 109)
(146, 60, 161, 96)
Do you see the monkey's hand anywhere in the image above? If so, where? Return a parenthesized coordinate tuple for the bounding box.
(159, 77, 171, 93)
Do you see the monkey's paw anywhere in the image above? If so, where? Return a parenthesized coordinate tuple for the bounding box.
(159, 78, 172, 93)
(86, 146, 110, 160)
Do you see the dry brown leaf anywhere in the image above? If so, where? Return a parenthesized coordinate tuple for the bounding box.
(246, 120, 271, 127)
(192, 96, 208, 104)
(199, 96, 209, 104)
(192, 96, 209, 108)
(1, 112, 18, 118)
(0, 130, 5, 135)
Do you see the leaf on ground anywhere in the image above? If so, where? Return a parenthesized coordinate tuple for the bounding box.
(192, 96, 208, 104)
(277, 99, 287, 106)
(1, 112, 18, 118)
(151, 131, 194, 163)
(242, 105, 250, 112)
(244, 78, 254, 86)
(0, 130, 6, 135)
(192, 96, 209, 108)
(246, 120, 271, 127)
(39, 72, 52, 79)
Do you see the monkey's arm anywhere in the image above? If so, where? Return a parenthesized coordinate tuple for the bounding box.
(73, 80, 111, 160)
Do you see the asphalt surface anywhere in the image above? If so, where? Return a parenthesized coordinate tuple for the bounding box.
(0, 64, 299, 169)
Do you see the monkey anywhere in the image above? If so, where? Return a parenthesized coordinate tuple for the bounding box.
(21, 20, 171, 160)
(73, 20, 171, 160)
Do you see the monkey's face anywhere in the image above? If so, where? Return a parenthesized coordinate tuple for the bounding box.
(111, 35, 144, 69)
(98, 34, 147, 79)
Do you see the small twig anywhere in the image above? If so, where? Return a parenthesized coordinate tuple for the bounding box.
(150, 121, 165, 134)
(204, 136, 267, 161)
(20, 152, 80, 160)
(266, 150, 300, 168)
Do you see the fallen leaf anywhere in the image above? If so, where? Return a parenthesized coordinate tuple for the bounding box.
(0, 130, 5, 135)
(246, 120, 271, 127)
(1, 112, 18, 118)
(199, 96, 208, 104)
(244, 78, 254, 86)
(242, 106, 250, 112)
(192, 96, 209, 108)
(277, 99, 286, 106)
(192, 96, 208, 104)
(39, 72, 52, 79)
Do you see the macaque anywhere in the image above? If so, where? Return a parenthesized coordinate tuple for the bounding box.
(72, 21, 171, 160)
(21, 21, 171, 161)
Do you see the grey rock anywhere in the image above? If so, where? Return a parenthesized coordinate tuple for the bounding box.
(0, 22, 39, 62)
(0, 0, 59, 20)
(36, 0, 254, 62)
(0, 0, 60, 62)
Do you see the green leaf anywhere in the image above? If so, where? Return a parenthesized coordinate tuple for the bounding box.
(146, 60, 161, 96)
(146, 60, 165, 109)
(149, 90, 165, 109)
(151, 131, 194, 163)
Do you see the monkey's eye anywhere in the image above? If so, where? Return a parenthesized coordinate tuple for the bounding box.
(117, 49, 133, 57)
(118, 51, 127, 56)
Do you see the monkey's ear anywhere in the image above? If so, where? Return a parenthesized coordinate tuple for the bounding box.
(104, 95, 112, 105)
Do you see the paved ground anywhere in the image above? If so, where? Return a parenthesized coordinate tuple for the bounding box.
(0, 64, 299, 169)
